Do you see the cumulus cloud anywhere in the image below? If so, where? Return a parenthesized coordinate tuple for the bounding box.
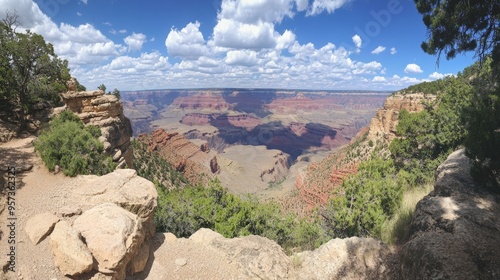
(390, 47, 397, 55)
(166, 21, 208, 60)
(124, 32, 147, 52)
(213, 19, 277, 49)
(0, 0, 125, 66)
(352, 34, 362, 52)
(372, 76, 386, 82)
(308, 0, 352, 15)
(428, 72, 453, 80)
(225, 50, 259, 66)
(371, 46, 386, 54)
(404, 63, 423, 74)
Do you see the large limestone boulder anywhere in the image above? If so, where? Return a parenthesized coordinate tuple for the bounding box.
(297, 237, 391, 280)
(73, 203, 142, 275)
(208, 233, 291, 279)
(25, 212, 59, 245)
(401, 149, 500, 279)
(50, 221, 93, 276)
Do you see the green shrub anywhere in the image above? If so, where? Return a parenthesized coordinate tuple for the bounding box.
(321, 157, 403, 238)
(35, 110, 116, 176)
(154, 177, 326, 251)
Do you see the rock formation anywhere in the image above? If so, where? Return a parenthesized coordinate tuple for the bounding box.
(60, 78, 133, 168)
(367, 92, 435, 143)
(295, 92, 435, 212)
(135, 228, 394, 279)
(23, 169, 157, 279)
(138, 128, 219, 185)
(400, 149, 500, 279)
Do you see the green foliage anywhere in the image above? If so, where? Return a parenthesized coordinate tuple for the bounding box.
(321, 158, 403, 238)
(112, 88, 121, 99)
(98, 84, 106, 93)
(35, 111, 116, 177)
(155, 177, 326, 250)
(0, 13, 70, 129)
(390, 74, 473, 184)
(415, 0, 500, 71)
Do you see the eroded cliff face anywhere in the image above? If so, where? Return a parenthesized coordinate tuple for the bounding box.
(137, 128, 219, 185)
(60, 80, 133, 168)
(367, 92, 435, 143)
(295, 92, 435, 212)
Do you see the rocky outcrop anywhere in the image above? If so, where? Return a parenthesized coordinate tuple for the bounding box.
(138, 128, 219, 185)
(297, 237, 392, 280)
(26, 169, 157, 279)
(400, 149, 500, 279)
(367, 92, 435, 143)
(137, 228, 394, 279)
(295, 92, 435, 212)
(61, 78, 133, 168)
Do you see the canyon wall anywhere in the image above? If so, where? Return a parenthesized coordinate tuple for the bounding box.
(295, 92, 435, 211)
(137, 128, 219, 185)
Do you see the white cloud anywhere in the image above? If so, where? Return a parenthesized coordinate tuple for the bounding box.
(352, 34, 361, 52)
(119, 29, 127, 34)
(308, 0, 352, 15)
(219, 0, 295, 24)
(213, 18, 277, 49)
(372, 76, 386, 82)
(295, 0, 309, 11)
(390, 47, 397, 55)
(276, 30, 296, 50)
(166, 21, 208, 60)
(428, 72, 453, 80)
(404, 63, 423, 74)
(77, 12, 82, 16)
(371, 46, 386, 54)
(80, 0, 88, 4)
(225, 50, 259, 66)
(124, 32, 147, 52)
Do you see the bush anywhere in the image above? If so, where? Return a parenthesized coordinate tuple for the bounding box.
(154, 177, 326, 251)
(321, 157, 403, 238)
(35, 110, 116, 176)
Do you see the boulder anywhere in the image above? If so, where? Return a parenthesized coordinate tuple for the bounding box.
(297, 237, 391, 280)
(50, 221, 93, 276)
(76, 169, 158, 221)
(25, 212, 60, 245)
(72, 203, 141, 274)
(401, 149, 500, 279)
(204, 230, 291, 279)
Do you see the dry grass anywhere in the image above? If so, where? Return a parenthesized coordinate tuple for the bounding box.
(381, 183, 433, 245)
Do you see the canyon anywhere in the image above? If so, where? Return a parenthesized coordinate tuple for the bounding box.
(123, 89, 388, 199)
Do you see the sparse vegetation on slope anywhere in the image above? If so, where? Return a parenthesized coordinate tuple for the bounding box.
(35, 110, 116, 176)
(133, 138, 327, 252)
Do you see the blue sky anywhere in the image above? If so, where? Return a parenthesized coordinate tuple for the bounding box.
(1, 0, 475, 91)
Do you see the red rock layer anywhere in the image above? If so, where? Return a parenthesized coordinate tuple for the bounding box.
(171, 91, 233, 110)
(138, 129, 219, 185)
